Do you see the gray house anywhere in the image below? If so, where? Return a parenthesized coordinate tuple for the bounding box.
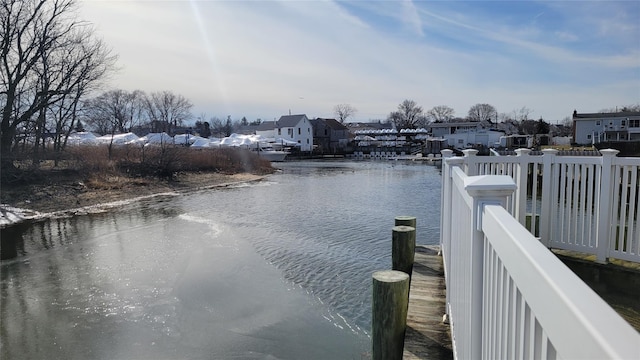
(310, 118, 350, 153)
(572, 110, 640, 145)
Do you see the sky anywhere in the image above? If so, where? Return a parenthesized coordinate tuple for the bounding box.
(78, 0, 640, 123)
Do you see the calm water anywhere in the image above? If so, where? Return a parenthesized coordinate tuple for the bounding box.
(1, 160, 443, 359)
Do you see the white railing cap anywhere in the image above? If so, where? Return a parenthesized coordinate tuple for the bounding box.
(464, 175, 517, 197)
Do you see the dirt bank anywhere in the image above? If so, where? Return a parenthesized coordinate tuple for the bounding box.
(0, 170, 266, 226)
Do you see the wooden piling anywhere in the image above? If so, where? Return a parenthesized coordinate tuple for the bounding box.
(372, 270, 410, 360)
(392, 225, 416, 277)
(395, 216, 416, 228)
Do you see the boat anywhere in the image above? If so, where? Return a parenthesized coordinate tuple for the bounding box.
(253, 146, 289, 161)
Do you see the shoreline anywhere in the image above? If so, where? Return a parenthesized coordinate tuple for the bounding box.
(0, 172, 267, 228)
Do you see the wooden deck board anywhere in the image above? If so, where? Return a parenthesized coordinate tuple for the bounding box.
(403, 245, 453, 360)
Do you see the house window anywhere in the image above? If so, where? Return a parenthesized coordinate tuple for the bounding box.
(621, 120, 626, 127)
(278, 129, 281, 135)
(306, 139, 309, 144)
(457, 139, 463, 144)
(324, 129, 328, 135)
(596, 120, 601, 126)
(630, 119, 640, 127)
(298, 128, 301, 135)
(288, 128, 292, 135)
(587, 134, 592, 140)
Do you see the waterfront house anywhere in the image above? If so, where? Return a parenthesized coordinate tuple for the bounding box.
(573, 110, 640, 145)
(310, 118, 350, 154)
(255, 115, 314, 152)
(427, 121, 504, 149)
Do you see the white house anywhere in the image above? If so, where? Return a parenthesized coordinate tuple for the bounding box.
(427, 121, 504, 149)
(256, 114, 314, 151)
(573, 110, 640, 145)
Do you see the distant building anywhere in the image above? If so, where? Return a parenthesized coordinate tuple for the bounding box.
(310, 118, 350, 153)
(427, 121, 503, 149)
(255, 114, 314, 151)
(572, 110, 640, 145)
(427, 121, 491, 137)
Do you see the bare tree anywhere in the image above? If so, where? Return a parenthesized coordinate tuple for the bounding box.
(208, 117, 225, 137)
(143, 90, 193, 134)
(333, 103, 357, 123)
(84, 89, 146, 134)
(1, 0, 116, 170)
(427, 105, 454, 123)
(512, 106, 533, 122)
(497, 112, 511, 123)
(387, 99, 427, 129)
(467, 103, 497, 122)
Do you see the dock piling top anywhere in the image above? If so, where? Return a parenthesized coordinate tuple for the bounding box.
(372, 269, 410, 283)
(395, 216, 417, 228)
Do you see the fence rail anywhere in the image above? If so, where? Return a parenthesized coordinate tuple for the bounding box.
(442, 148, 640, 264)
(440, 156, 640, 359)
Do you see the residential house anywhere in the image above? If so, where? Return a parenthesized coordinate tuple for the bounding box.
(427, 120, 492, 137)
(572, 110, 640, 145)
(255, 115, 314, 151)
(310, 118, 350, 154)
(427, 120, 504, 149)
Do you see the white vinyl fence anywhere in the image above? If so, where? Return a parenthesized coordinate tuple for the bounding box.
(440, 160, 640, 359)
(442, 148, 640, 264)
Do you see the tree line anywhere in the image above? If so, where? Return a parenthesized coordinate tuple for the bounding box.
(382, 100, 566, 136)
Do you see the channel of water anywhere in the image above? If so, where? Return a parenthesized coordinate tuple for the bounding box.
(1, 160, 443, 359)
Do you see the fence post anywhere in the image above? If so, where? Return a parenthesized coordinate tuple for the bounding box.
(392, 226, 416, 277)
(372, 270, 410, 360)
(596, 149, 619, 263)
(462, 149, 479, 176)
(539, 149, 558, 248)
(463, 174, 517, 358)
(514, 148, 532, 224)
(440, 154, 464, 318)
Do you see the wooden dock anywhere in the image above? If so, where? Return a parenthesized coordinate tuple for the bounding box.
(403, 245, 453, 359)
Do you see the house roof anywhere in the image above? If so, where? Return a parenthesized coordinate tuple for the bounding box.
(256, 121, 277, 131)
(312, 118, 348, 131)
(428, 122, 485, 128)
(573, 111, 640, 119)
(235, 124, 261, 135)
(277, 114, 308, 127)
